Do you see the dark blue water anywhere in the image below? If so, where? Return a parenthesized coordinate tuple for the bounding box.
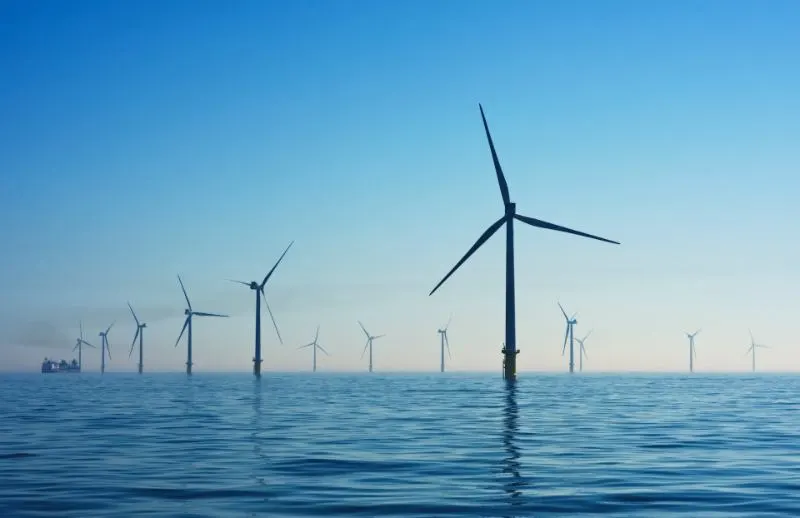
(1, 373, 798, 517)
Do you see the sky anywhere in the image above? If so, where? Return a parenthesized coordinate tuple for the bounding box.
(1, 0, 799, 373)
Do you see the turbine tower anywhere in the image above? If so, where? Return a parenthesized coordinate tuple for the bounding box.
(429, 104, 620, 381)
(685, 329, 700, 373)
(559, 303, 578, 373)
(358, 321, 384, 373)
(98, 322, 113, 374)
(746, 330, 768, 372)
(437, 316, 452, 372)
(128, 302, 146, 374)
(228, 241, 293, 377)
(73, 321, 95, 369)
(175, 275, 228, 375)
(298, 325, 329, 372)
(575, 330, 592, 372)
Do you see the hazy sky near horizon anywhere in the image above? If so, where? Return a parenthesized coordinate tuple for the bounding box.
(1, 0, 799, 373)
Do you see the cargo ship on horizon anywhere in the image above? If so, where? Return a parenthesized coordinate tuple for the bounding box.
(41, 358, 80, 373)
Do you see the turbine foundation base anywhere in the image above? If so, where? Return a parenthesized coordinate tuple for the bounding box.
(502, 348, 519, 380)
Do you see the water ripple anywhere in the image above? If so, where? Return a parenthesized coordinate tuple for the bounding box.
(0, 373, 799, 516)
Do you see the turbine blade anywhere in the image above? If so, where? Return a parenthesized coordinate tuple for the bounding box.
(445, 314, 452, 331)
(445, 334, 451, 359)
(81, 340, 95, 349)
(193, 311, 228, 318)
(105, 321, 115, 335)
(478, 104, 511, 206)
(695, 328, 702, 336)
(373, 334, 385, 339)
(581, 343, 588, 359)
(358, 321, 370, 339)
(176, 316, 190, 347)
(558, 302, 568, 320)
(177, 274, 192, 311)
(298, 343, 314, 349)
(745, 345, 753, 355)
(514, 214, 620, 245)
(562, 325, 569, 355)
(129, 328, 139, 358)
(749, 329, 754, 344)
(314, 325, 320, 344)
(260, 241, 294, 289)
(73, 343, 78, 352)
(360, 339, 369, 359)
(583, 329, 593, 342)
(106, 339, 112, 359)
(317, 344, 330, 356)
(261, 290, 283, 344)
(227, 279, 251, 286)
(79, 320, 83, 341)
(127, 302, 140, 326)
(429, 216, 506, 296)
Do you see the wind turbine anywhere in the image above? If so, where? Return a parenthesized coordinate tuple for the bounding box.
(228, 241, 293, 377)
(437, 316, 452, 372)
(575, 330, 592, 372)
(128, 302, 146, 374)
(175, 275, 228, 375)
(559, 303, 578, 373)
(746, 330, 769, 373)
(358, 321, 384, 373)
(298, 325, 329, 372)
(73, 321, 95, 370)
(685, 329, 700, 373)
(428, 104, 620, 381)
(98, 322, 114, 374)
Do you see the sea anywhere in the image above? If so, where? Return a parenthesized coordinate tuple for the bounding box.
(0, 373, 798, 517)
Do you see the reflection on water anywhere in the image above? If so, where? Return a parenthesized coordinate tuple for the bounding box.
(502, 380, 525, 514)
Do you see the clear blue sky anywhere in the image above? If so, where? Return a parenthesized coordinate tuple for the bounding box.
(1, 0, 798, 373)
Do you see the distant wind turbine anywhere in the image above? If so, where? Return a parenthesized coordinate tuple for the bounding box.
(358, 321, 384, 373)
(429, 104, 620, 380)
(128, 302, 146, 374)
(73, 321, 95, 370)
(559, 303, 578, 373)
(175, 275, 228, 375)
(98, 322, 114, 374)
(298, 325, 329, 372)
(575, 330, 592, 372)
(685, 329, 701, 373)
(746, 330, 769, 373)
(228, 241, 293, 377)
(437, 316, 452, 373)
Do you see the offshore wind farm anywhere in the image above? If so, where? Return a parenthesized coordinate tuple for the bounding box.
(4, 3, 800, 517)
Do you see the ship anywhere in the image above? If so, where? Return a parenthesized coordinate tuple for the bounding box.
(41, 358, 81, 373)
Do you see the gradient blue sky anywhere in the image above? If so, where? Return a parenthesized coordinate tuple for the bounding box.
(2, 0, 798, 373)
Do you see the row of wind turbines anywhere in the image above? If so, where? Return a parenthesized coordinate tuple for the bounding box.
(684, 329, 769, 373)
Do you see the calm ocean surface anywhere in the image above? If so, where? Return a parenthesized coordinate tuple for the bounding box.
(0, 373, 798, 517)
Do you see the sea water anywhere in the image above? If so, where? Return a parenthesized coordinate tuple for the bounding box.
(1, 373, 798, 517)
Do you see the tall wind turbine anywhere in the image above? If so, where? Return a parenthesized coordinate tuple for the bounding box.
(128, 302, 146, 374)
(298, 325, 329, 372)
(228, 241, 293, 377)
(575, 330, 592, 372)
(437, 316, 452, 373)
(685, 329, 700, 373)
(429, 104, 620, 381)
(358, 321, 384, 373)
(746, 330, 769, 373)
(175, 275, 228, 375)
(98, 322, 114, 374)
(559, 303, 578, 373)
(73, 321, 95, 370)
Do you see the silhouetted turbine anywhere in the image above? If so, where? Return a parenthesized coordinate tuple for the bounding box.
(746, 330, 769, 373)
(437, 316, 452, 372)
(128, 302, 147, 374)
(429, 104, 619, 380)
(298, 325, 329, 372)
(176, 275, 228, 375)
(228, 241, 293, 377)
(98, 322, 114, 374)
(575, 330, 592, 372)
(684, 329, 700, 373)
(73, 320, 95, 370)
(559, 302, 578, 373)
(358, 321, 384, 373)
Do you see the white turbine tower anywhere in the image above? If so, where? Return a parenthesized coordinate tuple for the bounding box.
(358, 321, 384, 373)
(298, 326, 329, 372)
(559, 302, 578, 373)
(437, 316, 452, 372)
(746, 330, 769, 373)
(685, 329, 700, 373)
